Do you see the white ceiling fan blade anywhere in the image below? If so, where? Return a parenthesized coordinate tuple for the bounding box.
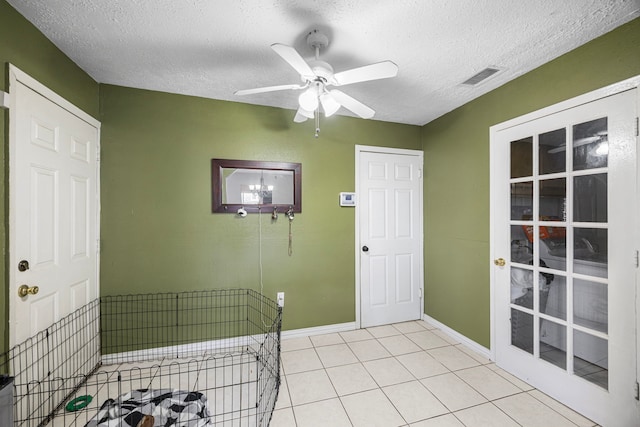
(329, 90, 374, 119)
(333, 61, 398, 86)
(271, 43, 315, 78)
(234, 84, 304, 96)
(294, 107, 314, 123)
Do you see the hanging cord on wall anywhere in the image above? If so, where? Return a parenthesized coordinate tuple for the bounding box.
(286, 207, 294, 256)
(257, 206, 270, 327)
(258, 206, 264, 293)
(288, 220, 293, 256)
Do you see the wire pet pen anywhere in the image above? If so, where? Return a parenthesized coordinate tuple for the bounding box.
(1, 289, 282, 427)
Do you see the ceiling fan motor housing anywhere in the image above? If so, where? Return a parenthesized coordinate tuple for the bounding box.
(308, 60, 334, 82)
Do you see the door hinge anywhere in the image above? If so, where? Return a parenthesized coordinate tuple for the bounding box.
(418, 169, 422, 179)
(635, 117, 639, 137)
(96, 239, 101, 253)
(635, 381, 639, 400)
(0, 90, 10, 109)
(635, 250, 639, 268)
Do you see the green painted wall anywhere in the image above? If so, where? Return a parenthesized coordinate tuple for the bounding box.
(99, 84, 421, 331)
(2, 0, 637, 354)
(0, 0, 99, 351)
(421, 17, 640, 348)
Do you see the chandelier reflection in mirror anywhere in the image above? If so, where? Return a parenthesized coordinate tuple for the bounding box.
(243, 178, 275, 205)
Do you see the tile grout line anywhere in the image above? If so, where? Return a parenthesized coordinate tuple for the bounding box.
(384, 322, 460, 426)
(310, 338, 356, 427)
(449, 360, 584, 425)
(358, 322, 433, 427)
(450, 364, 527, 401)
(388, 329, 465, 425)
(332, 324, 472, 425)
(486, 399, 528, 427)
(366, 325, 456, 425)
(525, 389, 591, 427)
(278, 321, 591, 427)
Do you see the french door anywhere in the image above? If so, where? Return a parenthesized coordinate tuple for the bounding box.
(491, 87, 639, 426)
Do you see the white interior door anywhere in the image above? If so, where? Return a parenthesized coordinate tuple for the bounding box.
(9, 67, 100, 347)
(357, 146, 423, 328)
(491, 87, 639, 426)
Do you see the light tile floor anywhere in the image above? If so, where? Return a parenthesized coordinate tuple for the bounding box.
(271, 320, 598, 427)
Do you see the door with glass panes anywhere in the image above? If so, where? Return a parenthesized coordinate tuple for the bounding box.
(492, 88, 639, 427)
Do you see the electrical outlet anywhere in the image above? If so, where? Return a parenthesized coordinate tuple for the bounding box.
(277, 292, 285, 307)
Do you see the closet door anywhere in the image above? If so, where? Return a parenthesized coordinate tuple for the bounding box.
(357, 147, 424, 328)
(492, 88, 638, 426)
(10, 68, 100, 346)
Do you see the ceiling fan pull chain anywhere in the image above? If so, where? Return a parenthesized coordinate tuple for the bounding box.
(315, 109, 320, 138)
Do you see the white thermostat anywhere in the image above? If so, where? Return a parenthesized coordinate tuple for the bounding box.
(340, 192, 356, 206)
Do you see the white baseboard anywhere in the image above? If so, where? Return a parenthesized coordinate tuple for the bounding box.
(423, 313, 492, 361)
(281, 322, 356, 340)
(280, 318, 492, 363)
(100, 323, 357, 364)
(101, 335, 259, 365)
(115, 318, 488, 364)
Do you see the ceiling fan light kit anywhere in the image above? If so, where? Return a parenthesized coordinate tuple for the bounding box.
(319, 92, 340, 117)
(234, 29, 398, 137)
(298, 84, 319, 111)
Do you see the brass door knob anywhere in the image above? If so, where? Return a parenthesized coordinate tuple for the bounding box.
(18, 285, 39, 298)
(494, 258, 506, 267)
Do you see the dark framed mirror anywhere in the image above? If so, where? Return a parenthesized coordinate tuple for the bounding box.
(211, 159, 302, 213)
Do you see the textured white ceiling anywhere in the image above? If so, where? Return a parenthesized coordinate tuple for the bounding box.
(7, 0, 640, 125)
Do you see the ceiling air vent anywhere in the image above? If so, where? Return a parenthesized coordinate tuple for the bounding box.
(461, 67, 502, 86)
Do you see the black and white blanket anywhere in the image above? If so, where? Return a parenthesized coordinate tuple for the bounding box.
(85, 389, 210, 427)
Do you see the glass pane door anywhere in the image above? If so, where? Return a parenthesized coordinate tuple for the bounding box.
(493, 88, 638, 426)
(509, 117, 609, 388)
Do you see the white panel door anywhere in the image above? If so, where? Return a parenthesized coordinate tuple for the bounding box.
(358, 148, 423, 328)
(491, 88, 639, 426)
(10, 71, 100, 346)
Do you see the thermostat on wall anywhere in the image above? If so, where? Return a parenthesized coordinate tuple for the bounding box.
(340, 192, 356, 207)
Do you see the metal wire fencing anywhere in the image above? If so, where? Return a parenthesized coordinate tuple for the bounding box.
(1, 289, 282, 427)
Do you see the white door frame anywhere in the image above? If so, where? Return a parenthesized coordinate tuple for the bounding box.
(7, 64, 101, 347)
(489, 74, 640, 360)
(354, 145, 424, 330)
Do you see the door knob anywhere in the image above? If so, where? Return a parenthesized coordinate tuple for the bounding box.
(18, 285, 39, 298)
(494, 258, 506, 267)
(362, 246, 369, 252)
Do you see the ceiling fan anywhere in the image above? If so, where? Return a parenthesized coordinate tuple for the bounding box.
(234, 30, 398, 132)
